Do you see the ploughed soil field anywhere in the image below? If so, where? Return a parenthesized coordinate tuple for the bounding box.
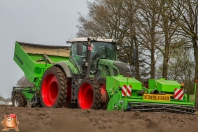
(0, 105, 198, 132)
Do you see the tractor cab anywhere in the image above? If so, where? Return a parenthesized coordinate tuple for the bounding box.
(69, 37, 117, 75)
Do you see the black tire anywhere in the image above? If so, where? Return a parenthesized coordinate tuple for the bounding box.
(12, 93, 26, 107)
(98, 78, 109, 110)
(77, 78, 101, 109)
(40, 66, 67, 108)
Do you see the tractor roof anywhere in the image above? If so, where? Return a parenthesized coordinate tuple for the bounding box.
(69, 37, 117, 43)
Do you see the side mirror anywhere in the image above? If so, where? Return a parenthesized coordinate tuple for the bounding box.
(77, 43, 83, 55)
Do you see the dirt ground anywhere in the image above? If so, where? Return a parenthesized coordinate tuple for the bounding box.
(0, 105, 198, 132)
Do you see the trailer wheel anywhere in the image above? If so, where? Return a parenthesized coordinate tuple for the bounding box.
(98, 79, 109, 110)
(77, 78, 101, 109)
(12, 93, 26, 107)
(40, 66, 67, 108)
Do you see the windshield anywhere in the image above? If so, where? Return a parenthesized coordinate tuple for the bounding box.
(90, 42, 116, 60)
(70, 41, 116, 60)
(70, 41, 116, 74)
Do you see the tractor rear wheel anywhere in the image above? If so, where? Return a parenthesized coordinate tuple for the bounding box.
(77, 78, 101, 109)
(40, 66, 67, 108)
(12, 93, 26, 107)
(98, 79, 109, 110)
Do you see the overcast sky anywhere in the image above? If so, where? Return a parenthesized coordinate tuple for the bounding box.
(0, 0, 93, 98)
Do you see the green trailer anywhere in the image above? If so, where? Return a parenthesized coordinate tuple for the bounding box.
(12, 37, 196, 113)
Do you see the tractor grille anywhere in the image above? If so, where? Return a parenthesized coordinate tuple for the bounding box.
(113, 62, 130, 77)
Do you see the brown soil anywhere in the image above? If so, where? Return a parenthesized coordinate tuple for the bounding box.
(0, 105, 198, 132)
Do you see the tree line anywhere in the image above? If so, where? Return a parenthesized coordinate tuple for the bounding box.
(77, 0, 198, 95)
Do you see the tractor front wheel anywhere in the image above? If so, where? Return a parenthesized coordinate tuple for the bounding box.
(77, 78, 101, 109)
(40, 66, 67, 108)
(12, 93, 26, 107)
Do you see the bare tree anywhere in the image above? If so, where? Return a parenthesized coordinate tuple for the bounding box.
(77, 0, 127, 40)
(170, 0, 198, 105)
(135, 0, 161, 78)
(171, 0, 198, 77)
(154, 1, 180, 79)
(169, 45, 195, 93)
(76, 0, 197, 88)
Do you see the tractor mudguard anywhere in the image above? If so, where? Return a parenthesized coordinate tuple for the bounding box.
(54, 62, 72, 78)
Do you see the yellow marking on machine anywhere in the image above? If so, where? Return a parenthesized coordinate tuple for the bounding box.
(165, 94, 173, 97)
(143, 94, 170, 102)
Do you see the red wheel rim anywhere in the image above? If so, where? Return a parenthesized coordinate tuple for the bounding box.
(78, 82, 93, 109)
(42, 73, 58, 107)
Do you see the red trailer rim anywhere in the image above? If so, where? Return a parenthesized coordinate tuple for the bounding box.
(78, 82, 93, 109)
(42, 74, 58, 107)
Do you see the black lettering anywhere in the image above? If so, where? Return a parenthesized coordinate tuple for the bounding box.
(165, 96, 169, 101)
(15, 54, 23, 65)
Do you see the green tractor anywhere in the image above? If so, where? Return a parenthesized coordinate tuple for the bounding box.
(12, 37, 197, 113)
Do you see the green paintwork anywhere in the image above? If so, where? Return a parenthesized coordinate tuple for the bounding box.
(14, 42, 78, 84)
(21, 87, 35, 101)
(13, 41, 78, 101)
(106, 76, 196, 111)
(97, 59, 129, 78)
(149, 78, 181, 92)
(13, 41, 196, 111)
(106, 75, 142, 91)
(98, 59, 119, 77)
